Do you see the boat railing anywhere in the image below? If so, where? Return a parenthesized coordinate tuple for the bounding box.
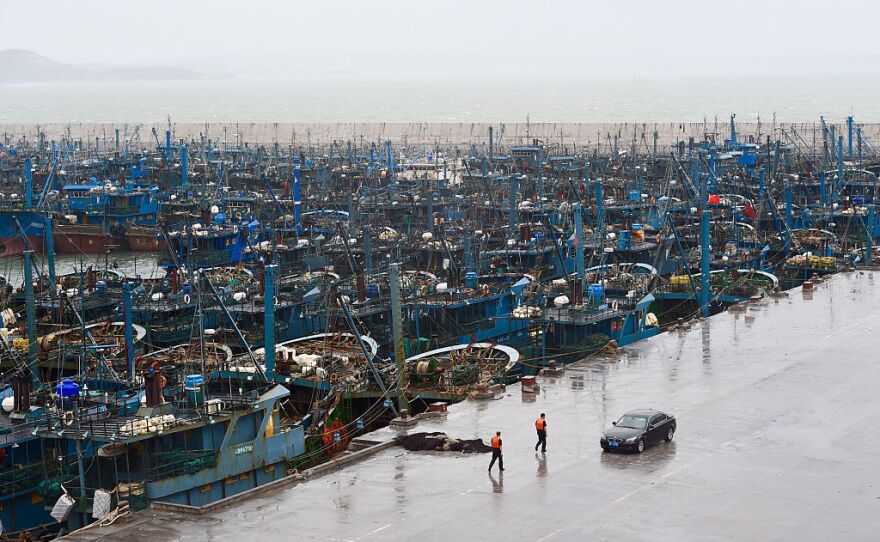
(541, 305, 627, 325)
(145, 449, 218, 481)
(0, 459, 63, 496)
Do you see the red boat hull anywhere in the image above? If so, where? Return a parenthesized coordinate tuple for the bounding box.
(125, 227, 160, 252)
(54, 226, 128, 254)
(0, 235, 47, 257)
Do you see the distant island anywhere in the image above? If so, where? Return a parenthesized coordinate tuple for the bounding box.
(0, 49, 228, 83)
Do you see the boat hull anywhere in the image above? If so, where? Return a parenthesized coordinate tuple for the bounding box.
(0, 209, 48, 256)
(126, 226, 161, 251)
(0, 235, 46, 257)
(54, 225, 128, 253)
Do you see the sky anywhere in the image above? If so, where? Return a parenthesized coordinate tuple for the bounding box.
(2, 0, 879, 78)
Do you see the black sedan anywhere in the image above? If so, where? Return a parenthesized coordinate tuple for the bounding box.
(600, 409, 676, 453)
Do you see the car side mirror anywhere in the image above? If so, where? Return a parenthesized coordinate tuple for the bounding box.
(612, 421, 616, 426)
(648, 425, 655, 430)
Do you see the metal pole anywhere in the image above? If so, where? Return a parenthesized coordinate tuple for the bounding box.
(709, 144, 716, 194)
(574, 202, 585, 304)
(785, 186, 793, 259)
(75, 439, 87, 521)
(759, 169, 766, 216)
(45, 216, 56, 288)
(509, 175, 518, 239)
(463, 229, 476, 285)
(537, 170, 544, 204)
(700, 210, 711, 317)
(488, 126, 494, 161)
(24, 158, 32, 209)
(389, 263, 407, 413)
(23, 251, 38, 385)
(386, 141, 393, 174)
(427, 191, 434, 232)
(264, 264, 276, 380)
(847, 116, 854, 161)
(837, 135, 844, 199)
(293, 166, 302, 233)
(123, 283, 134, 382)
(729, 114, 737, 149)
(699, 144, 711, 317)
(181, 145, 188, 192)
(584, 161, 591, 195)
(596, 182, 605, 267)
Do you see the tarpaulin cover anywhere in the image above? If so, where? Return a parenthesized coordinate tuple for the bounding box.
(394, 432, 492, 453)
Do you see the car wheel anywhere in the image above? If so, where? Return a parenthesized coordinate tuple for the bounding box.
(636, 439, 645, 453)
(665, 427, 674, 442)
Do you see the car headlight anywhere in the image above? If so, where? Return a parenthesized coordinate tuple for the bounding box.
(625, 436, 638, 443)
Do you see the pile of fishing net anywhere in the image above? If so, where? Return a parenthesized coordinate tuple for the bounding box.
(394, 432, 492, 453)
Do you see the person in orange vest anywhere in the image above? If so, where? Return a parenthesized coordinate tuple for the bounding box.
(488, 431, 504, 471)
(535, 413, 547, 452)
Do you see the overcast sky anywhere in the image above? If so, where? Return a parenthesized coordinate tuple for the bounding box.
(2, 0, 878, 77)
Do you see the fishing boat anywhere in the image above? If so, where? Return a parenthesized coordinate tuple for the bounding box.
(53, 180, 160, 254)
(405, 342, 519, 401)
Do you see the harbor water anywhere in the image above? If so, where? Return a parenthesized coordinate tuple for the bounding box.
(0, 252, 162, 286)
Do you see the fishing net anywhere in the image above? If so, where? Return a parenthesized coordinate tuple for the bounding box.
(394, 432, 492, 453)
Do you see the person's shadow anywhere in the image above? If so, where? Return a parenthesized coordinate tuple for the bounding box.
(535, 452, 547, 477)
(489, 471, 504, 493)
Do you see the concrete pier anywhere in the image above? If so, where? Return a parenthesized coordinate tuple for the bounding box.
(64, 271, 880, 541)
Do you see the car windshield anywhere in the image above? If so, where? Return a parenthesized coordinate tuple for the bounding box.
(616, 415, 648, 430)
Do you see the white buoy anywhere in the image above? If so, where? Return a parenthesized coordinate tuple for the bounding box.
(553, 295, 570, 307)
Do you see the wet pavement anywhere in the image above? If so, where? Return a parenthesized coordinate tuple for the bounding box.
(76, 272, 880, 541)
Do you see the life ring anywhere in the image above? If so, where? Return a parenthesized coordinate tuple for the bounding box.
(611, 300, 619, 311)
(183, 293, 191, 304)
(158, 375, 167, 388)
(235, 212, 242, 220)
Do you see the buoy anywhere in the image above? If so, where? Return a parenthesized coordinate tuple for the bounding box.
(183, 294, 191, 304)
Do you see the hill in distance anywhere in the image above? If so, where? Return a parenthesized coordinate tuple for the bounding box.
(0, 49, 228, 83)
